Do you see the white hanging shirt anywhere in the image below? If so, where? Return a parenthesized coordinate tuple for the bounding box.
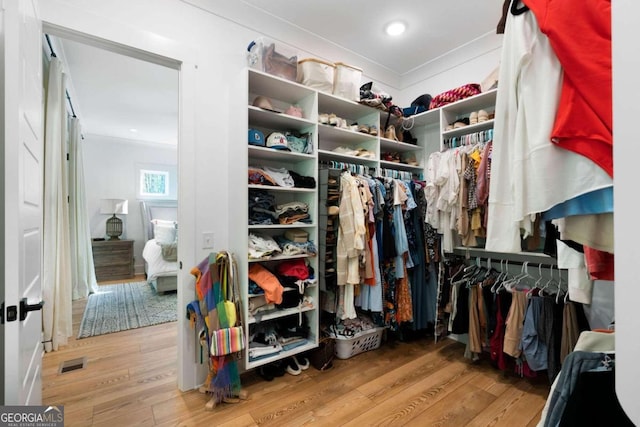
(486, 9, 612, 252)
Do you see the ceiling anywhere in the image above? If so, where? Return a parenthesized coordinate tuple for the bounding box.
(240, 0, 505, 76)
(53, 36, 179, 145)
(49, 1, 504, 146)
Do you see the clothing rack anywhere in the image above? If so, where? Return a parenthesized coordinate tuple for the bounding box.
(44, 34, 79, 120)
(320, 161, 422, 181)
(444, 128, 493, 149)
(451, 246, 557, 267)
(376, 167, 415, 180)
(319, 161, 372, 175)
(435, 247, 562, 344)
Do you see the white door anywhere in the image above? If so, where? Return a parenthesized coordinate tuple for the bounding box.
(1, 0, 44, 405)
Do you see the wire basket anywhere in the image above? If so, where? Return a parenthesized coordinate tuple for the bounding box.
(333, 327, 385, 359)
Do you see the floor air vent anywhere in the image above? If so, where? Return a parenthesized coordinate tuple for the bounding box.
(58, 357, 87, 374)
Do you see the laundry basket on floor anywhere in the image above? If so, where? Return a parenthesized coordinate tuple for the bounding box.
(333, 327, 385, 359)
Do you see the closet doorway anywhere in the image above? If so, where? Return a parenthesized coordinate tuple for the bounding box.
(42, 31, 180, 382)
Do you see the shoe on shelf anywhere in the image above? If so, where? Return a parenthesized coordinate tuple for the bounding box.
(469, 111, 478, 125)
(357, 124, 370, 134)
(385, 125, 399, 141)
(318, 113, 329, 125)
(293, 355, 310, 370)
(332, 146, 359, 156)
(478, 110, 489, 122)
(368, 125, 378, 136)
(328, 113, 339, 126)
(356, 148, 375, 159)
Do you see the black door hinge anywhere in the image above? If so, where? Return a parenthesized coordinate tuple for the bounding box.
(6, 304, 17, 322)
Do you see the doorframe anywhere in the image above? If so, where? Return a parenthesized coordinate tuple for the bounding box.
(40, 13, 201, 391)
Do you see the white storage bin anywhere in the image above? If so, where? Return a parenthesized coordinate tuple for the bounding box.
(333, 62, 363, 101)
(333, 327, 385, 359)
(297, 58, 335, 93)
(246, 37, 298, 82)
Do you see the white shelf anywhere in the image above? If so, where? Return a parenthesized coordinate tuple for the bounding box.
(441, 88, 498, 115)
(442, 119, 494, 139)
(248, 145, 315, 162)
(248, 69, 315, 105)
(248, 223, 316, 229)
(248, 253, 314, 263)
(248, 106, 315, 132)
(249, 284, 317, 298)
(317, 149, 378, 165)
(450, 247, 558, 266)
(318, 91, 378, 120)
(248, 184, 316, 193)
(379, 160, 423, 172)
(379, 137, 423, 152)
(247, 304, 315, 324)
(246, 341, 318, 370)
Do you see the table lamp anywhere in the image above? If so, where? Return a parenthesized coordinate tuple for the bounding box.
(100, 199, 128, 240)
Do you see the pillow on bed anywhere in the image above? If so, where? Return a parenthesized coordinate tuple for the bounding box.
(152, 219, 177, 244)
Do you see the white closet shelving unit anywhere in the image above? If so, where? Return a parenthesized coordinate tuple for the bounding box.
(231, 68, 503, 370)
(411, 88, 499, 254)
(230, 69, 320, 371)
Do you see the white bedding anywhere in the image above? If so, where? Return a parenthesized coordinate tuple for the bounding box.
(142, 238, 178, 281)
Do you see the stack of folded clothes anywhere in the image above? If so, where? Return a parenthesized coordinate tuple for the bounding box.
(248, 166, 316, 189)
(248, 189, 277, 225)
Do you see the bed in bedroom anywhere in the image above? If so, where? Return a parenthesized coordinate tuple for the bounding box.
(140, 200, 178, 294)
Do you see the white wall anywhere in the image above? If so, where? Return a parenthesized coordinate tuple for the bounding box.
(612, 0, 639, 423)
(398, 32, 503, 107)
(83, 134, 177, 274)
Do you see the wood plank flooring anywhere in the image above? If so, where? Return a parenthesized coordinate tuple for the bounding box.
(43, 281, 551, 426)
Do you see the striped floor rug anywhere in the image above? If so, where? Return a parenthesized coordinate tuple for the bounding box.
(77, 281, 177, 338)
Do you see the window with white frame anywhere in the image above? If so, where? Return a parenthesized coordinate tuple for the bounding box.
(139, 169, 170, 197)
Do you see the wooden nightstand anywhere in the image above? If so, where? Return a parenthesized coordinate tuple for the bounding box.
(91, 239, 134, 282)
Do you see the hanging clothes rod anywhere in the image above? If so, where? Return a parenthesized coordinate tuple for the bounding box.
(319, 160, 372, 175)
(45, 34, 78, 119)
(444, 128, 493, 149)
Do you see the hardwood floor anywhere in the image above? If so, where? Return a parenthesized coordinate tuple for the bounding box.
(43, 288, 551, 426)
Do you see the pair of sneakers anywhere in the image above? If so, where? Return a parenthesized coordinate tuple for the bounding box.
(469, 110, 490, 125)
(285, 355, 310, 376)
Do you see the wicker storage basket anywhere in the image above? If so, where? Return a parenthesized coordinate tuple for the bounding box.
(333, 327, 385, 359)
(333, 62, 362, 101)
(297, 58, 335, 93)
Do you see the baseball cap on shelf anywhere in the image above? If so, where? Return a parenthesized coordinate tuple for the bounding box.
(248, 128, 265, 146)
(266, 132, 290, 151)
(252, 96, 280, 113)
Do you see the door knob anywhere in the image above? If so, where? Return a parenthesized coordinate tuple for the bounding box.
(19, 298, 44, 321)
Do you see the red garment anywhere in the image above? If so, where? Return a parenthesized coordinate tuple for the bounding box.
(524, 0, 612, 176)
(584, 246, 614, 281)
(490, 293, 508, 371)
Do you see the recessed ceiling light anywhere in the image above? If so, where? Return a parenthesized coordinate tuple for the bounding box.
(129, 128, 138, 133)
(385, 21, 406, 36)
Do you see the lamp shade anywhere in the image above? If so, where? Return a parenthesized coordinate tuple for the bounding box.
(100, 199, 129, 215)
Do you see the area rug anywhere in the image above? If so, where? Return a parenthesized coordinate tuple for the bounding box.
(77, 281, 177, 338)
